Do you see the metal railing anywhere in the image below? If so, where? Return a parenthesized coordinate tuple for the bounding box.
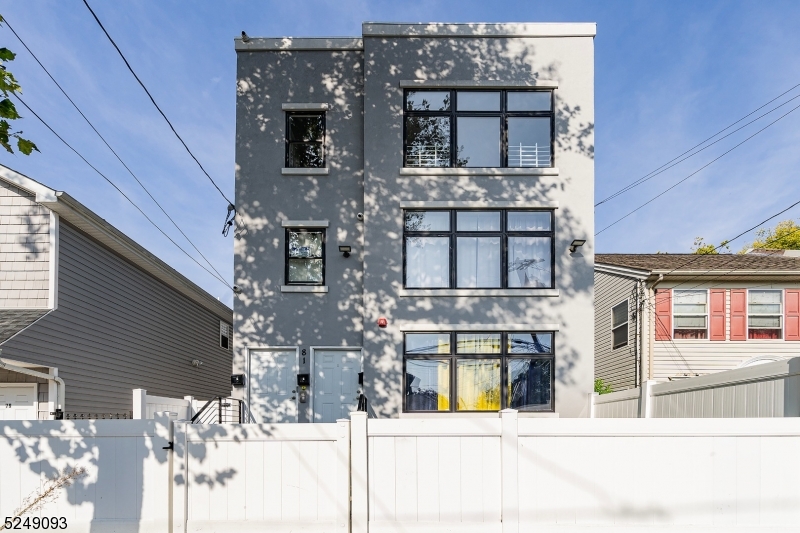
(405, 145, 450, 167)
(508, 143, 551, 168)
(62, 411, 132, 420)
(405, 143, 551, 168)
(190, 397, 243, 424)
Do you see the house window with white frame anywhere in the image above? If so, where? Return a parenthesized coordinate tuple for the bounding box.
(673, 289, 708, 339)
(611, 300, 628, 349)
(748, 290, 782, 339)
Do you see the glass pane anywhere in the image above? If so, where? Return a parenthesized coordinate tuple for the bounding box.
(750, 304, 781, 314)
(405, 237, 450, 288)
(456, 333, 501, 354)
(749, 329, 782, 340)
(288, 258, 323, 283)
(405, 211, 450, 232)
(405, 333, 451, 354)
(456, 359, 501, 411)
(507, 91, 551, 111)
(508, 359, 551, 410)
(613, 324, 628, 348)
(507, 211, 551, 231)
(456, 91, 500, 111)
(507, 117, 551, 168)
(456, 117, 500, 167)
(508, 333, 552, 354)
(749, 290, 781, 304)
(749, 316, 781, 328)
(406, 90, 450, 111)
(612, 301, 628, 328)
(288, 231, 323, 258)
(456, 211, 501, 231)
(405, 359, 450, 411)
(288, 115, 324, 141)
(675, 316, 706, 328)
(674, 329, 707, 340)
(457, 237, 501, 288)
(674, 304, 707, 314)
(507, 236, 552, 288)
(674, 290, 706, 305)
(405, 117, 451, 167)
(288, 143, 323, 168)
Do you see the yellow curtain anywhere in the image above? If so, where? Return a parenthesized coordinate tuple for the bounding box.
(457, 360, 500, 410)
(437, 363, 450, 410)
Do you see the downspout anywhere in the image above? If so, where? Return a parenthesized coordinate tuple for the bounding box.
(0, 349, 65, 419)
(645, 273, 665, 383)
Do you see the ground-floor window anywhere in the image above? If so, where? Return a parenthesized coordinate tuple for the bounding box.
(403, 331, 554, 412)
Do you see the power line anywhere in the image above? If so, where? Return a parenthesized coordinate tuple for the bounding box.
(81, 0, 234, 211)
(595, 85, 800, 207)
(14, 94, 234, 291)
(3, 16, 228, 285)
(596, 100, 800, 236)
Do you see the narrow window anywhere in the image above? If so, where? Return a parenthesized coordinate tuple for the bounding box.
(286, 113, 325, 168)
(673, 290, 708, 339)
(285, 228, 325, 285)
(611, 300, 628, 349)
(748, 290, 782, 339)
(219, 322, 231, 350)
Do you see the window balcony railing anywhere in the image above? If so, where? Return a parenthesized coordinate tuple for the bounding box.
(508, 143, 551, 168)
(405, 146, 450, 168)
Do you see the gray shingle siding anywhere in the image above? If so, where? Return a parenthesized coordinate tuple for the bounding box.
(594, 270, 637, 392)
(0, 222, 231, 413)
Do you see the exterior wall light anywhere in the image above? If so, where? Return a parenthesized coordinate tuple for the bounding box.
(339, 245, 351, 258)
(569, 239, 587, 253)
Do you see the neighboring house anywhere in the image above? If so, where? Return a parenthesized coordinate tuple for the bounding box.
(0, 165, 233, 419)
(233, 22, 596, 422)
(595, 253, 800, 392)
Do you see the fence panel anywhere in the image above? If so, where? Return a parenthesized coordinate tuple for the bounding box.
(592, 388, 641, 418)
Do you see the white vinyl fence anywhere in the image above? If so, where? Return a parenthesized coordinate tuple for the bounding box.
(591, 356, 800, 418)
(132, 388, 198, 420)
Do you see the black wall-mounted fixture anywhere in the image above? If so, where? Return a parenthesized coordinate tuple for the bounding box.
(297, 373, 310, 387)
(231, 374, 245, 387)
(569, 239, 587, 253)
(358, 371, 364, 385)
(338, 245, 351, 258)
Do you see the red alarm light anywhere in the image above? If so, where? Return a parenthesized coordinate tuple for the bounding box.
(377, 317, 388, 328)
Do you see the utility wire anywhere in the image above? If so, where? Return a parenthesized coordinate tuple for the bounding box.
(596, 85, 800, 207)
(596, 100, 800, 236)
(14, 94, 234, 291)
(81, 0, 234, 211)
(3, 17, 229, 285)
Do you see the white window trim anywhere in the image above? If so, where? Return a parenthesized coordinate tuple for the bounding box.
(746, 288, 783, 341)
(220, 321, 232, 350)
(672, 289, 709, 340)
(611, 299, 628, 349)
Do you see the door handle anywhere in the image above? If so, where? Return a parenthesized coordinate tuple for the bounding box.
(291, 397, 296, 400)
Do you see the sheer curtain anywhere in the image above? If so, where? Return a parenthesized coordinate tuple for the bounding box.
(406, 237, 449, 287)
(457, 237, 500, 287)
(507, 237, 551, 288)
(456, 360, 501, 411)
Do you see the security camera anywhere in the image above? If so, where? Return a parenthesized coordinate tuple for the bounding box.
(233, 285, 243, 294)
(356, 213, 364, 221)
(191, 359, 203, 368)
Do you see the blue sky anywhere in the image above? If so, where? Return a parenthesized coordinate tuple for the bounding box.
(2, 0, 800, 306)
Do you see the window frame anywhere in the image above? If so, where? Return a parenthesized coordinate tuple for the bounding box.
(219, 321, 231, 350)
(402, 209, 556, 289)
(285, 111, 326, 168)
(284, 227, 326, 286)
(402, 330, 555, 413)
(402, 89, 555, 168)
(747, 289, 783, 340)
(611, 299, 629, 349)
(672, 289, 709, 340)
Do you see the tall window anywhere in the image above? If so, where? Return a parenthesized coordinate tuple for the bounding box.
(611, 300, 628, 349)
(673, 290, 708, 339)
(286, 113, 325, 168)
(404, 331, 554, 412)
(403, 90, 554, 168)
(403, 210, 554, 289)
(285, 228, 325, 285)
(748, 290, 782, 339)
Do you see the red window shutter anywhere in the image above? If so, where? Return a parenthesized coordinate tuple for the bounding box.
(654, 288, 672, 341)
(730, 289, 747, 341)
(786, 289, 800, 341)
(709, 289, 726, 341)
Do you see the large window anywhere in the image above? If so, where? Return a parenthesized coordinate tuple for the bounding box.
(404, 90, 554, 168)
(404, 209, 554, 289)
(285, 228, 325, 285)
(611, 300, 628, 349)
(673, 290, 708, 339)
(404, 331, 554, 412)
(286, 112, 325, 168)
(748, 290, 782, 339)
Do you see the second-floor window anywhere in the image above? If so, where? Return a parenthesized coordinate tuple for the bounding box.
(286, 228, 325, 285)
(673, 290, 708, 339)
(286, 112, 325, 168)
(403, 89, 554, 168)
(748, 290, 782, 339)
(612, 300, 628, 349)
(403, 209, 554, 289)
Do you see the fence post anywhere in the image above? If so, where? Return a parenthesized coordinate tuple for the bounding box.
(183, 396, 195, 420)
(641, 380, 656, 418)
(154, 412, 176, 530)
(172, 421, 188, 533)
(588, 392, 598, 418)
(133, 388, 147, 419)
(350, 411, 368, 533)
(336, 418, 351, 532)
(501, 409, 519, 533)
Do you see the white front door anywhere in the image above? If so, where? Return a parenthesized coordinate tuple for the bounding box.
(312, 349, 362, 423)
(249, 348, 298, 423)
(0, 384, 37, 420)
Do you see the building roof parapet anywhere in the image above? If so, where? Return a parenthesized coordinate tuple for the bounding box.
(362, 22, 597, 38)
(235, 37, 363, 51)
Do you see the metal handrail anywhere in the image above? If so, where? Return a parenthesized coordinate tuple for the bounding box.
(190, 396, 243, 424)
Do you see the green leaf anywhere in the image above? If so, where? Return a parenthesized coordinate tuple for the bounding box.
(0, 98, 20, 119)
(0, 48, 16, 62)
(16, 137, 38, 155)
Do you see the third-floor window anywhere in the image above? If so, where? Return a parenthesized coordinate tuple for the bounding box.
(403, 89, 554, 168)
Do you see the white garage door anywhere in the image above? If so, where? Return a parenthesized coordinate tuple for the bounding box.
(0, 384, 37, 420)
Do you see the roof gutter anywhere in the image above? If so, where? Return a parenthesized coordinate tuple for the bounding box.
(0, 349, 65, 418)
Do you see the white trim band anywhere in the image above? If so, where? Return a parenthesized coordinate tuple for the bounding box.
(280, 285, 329, 293)
(398, 289, 559, 297)
(397, 323, 560, 331)
(282, 168, 329, 175)
(399, 167, 559, 177)
(281, 220, 329, 228)
(400, 79, 558, 89)
(281, 103, 331, 111)
(400, 200, 558, 209)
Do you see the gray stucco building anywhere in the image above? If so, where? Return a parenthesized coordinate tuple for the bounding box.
(233, 22, 595, 421)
